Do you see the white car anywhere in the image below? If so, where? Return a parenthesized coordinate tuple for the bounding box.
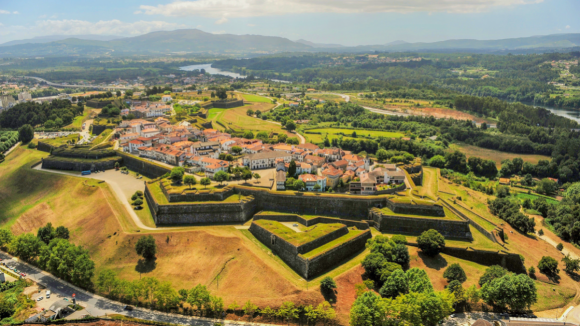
(37, 297, 43, 301)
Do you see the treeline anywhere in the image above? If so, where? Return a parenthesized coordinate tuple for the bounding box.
(0, 131, 18, 154)
(544, 183, 580, 245)
(0, 99, 82, 129)
(489, 197, 536, 234)
(0, 222, 95, 290)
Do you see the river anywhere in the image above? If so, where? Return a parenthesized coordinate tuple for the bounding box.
(535, 104, 580, 124)
(180, 63, 289, 83)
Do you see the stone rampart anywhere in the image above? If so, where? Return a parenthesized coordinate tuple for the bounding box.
(439, 198, 499, 244)
(305, 230, 372, 278)
(370, 208, 472, 240)
(37, 141, 53, 153)
(249, 221, 371, 279)
(116, 151, 171, 178)
(376, 183, 406, 195)
(385, 200, 445, 217)
(249, 222, 308, 277)
(253, 214, 370, 230)
(164, 185, 235, 202)
(211, 99, 244, 108)
(41, 157, 122, 171)
(296, 226, 348, 254)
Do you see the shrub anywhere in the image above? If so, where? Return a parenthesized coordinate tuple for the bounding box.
(539, 229, 544, 236)
(391, 235, 407, 245)
(27, 142, 37, 149)
(443, 263, 467, 283)
(417, 229, 445, 257)
(479, 265, 507, 287)
(538, 256, 559, 276)
(528, 266, 536, 279)
(557, 243, 563, 251)
(133, 198, 143, 206)
(320, 276, 337, 293)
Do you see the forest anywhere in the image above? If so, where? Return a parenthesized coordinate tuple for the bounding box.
(0, 99, 83, 129)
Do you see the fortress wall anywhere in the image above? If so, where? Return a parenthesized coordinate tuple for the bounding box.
(371, 210, 472, 240)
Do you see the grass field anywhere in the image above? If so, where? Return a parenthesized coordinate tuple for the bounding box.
(40, 134, 79, 147)
(515, 192, 560, 205)
(217, 102, 294, 136)
(302, 230, 365, 258)
(303, 128, 404, 144)
(207, 108, 226, 120)
(241, 94, 272, 103)
(64, 109, 91, 130)
(449, 143, 551, 168)
(91, 129, 113, 148)
(254, 220, 344, 246)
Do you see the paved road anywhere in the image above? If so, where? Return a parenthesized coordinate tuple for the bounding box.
(0, 252, 276, 326)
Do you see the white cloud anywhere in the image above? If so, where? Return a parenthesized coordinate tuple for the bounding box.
(215, 16, 229, 25)
(247, 23, 256, 27)
(13, 11, 19, 14)
(138, 0, 545, 24)
(34, 19, 186, 36)
(566, 25, 571, 29)
(0, 9, 11, 14)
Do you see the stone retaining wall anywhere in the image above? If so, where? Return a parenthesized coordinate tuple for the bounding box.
(37, 141, 53, 153)
(370, 209, 472, 240)
(439, 198, 499, 244)
(164, 185, 235, 202)
(91, 125, 114, 136)
(253, 214, 370, 230)
(385, 200, 445, 217)
(116, 151, 171, 178)
(249, 221, 371, 279)
(296, 226, 348, 254)
(41, 157, 122, 171)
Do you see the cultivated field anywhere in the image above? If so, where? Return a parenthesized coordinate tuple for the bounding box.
(241, 94, 272, 103)
(449, 143, 551, 168)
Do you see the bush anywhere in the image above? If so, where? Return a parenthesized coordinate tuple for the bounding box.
(417, 229, 445, 257)
(538, 256, 559, 276)
(528, 266, 536, 279)
(443, 263, 467, 283)
(133, 198, 143, 206)
(539, 229, 544, 236)
(320, 277, 337, 293)
(391, 235, 407, 245)
(479, 265, 507, 287)
(27, 142, 37, 149)
(557, 243, 564, 251)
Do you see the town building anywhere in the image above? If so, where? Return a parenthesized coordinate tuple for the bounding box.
(299, 174, 327, 191)
(243, 151, 293, 169)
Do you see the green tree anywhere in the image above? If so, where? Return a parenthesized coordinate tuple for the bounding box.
(135, 235, 157, 260)
(417, 229, 445, 257)
(231, 146, 243, 155)
(170, 167, 185, 184)
(447, 280, 465, 304)
(443, 263, 467, 283)
(562, 255, 580, 274)
(428, 155, 446, 168)
(97, 269, 119, 294)
(320, 276, 337, 293)
(200, 177, 211, 189)
(479, 265, 508, 286)
(55, 226, 70, 240)
(187, 284, 211, 312)
(406, 268, 434, 294)
(316, 301, 336, 325)
(243, 300, 258, 317)
(278, 301, 299, 324)
(288, 160, 297, 177)
(242, 131, 254, 139)
(10, 233, 44, 261)
(293, 179, 305, 190)
(376, 149, 389, 162)
(18, 124, 34, 143)
(538, 256, 560, 276)
(253, 173, 261, 183)
(37, 222, 56, 244)
(481, 273, 537, 311)
(378, 262, 403, 284)
(0, 229, 13, 249)
(184, 175, 197, 189)
(246, 109, 255, 117)
(285, 120, 296, 131)
(349, 291, 387, 326)
(396, 291, 455, 326)
(213, 171, 230, 185)
(379, 269, 408, 298)
(242, 170, 253, 183)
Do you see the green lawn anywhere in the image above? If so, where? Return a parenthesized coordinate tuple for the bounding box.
(207, 108, 226, 120)
(303, 128, 404, 143)
(515, 192, 559, 205)
(242, 94, 272, 103)
(41, 134, 80, 147)
(64, 109, 90, 130)
(302, 230, 365, 258)
(254, 220, 344, 246)
(91, 129, 112, 147)
(380, 206, 463, 221)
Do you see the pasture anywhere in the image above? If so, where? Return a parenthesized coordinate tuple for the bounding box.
(448, 143, 551, 168)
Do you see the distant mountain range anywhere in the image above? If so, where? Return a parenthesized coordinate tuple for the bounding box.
(0, 29, 579, 56)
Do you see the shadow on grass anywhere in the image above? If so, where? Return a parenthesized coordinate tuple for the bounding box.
(418, 251, 448, 271)
(135, 258, 157, 274)
(321, 289, 337, 303)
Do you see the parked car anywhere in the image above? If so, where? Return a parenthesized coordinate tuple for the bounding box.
(20, 273, 26, 277)
(37, 297, 43, 301)
(124, 305, 134, 311)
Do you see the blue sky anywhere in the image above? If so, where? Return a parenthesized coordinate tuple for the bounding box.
(0, 0, 578, 45)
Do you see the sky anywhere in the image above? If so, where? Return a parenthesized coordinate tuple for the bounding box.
(0, 0, 578, 46)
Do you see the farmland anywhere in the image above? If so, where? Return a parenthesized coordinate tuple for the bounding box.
(241, 94, 272, 103)
(449, 143, 551, 168)
(302, 127, 404, 143)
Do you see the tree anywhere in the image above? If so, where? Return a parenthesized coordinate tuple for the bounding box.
(170, 167, 185, 184)
(447, 280, 465, 304)
(55, 226, 70, 240)
(396, 291, 455, 326)
(313, 183, 321, 191)
(241, 170, 253, 183)
(231, 146, 243, 155)
(246, 109, 255, 117)
(443, 263, 467, 283)
(10, 233, 44, 261)
(242, 131, 254, 139)
(392, 244, 410, 268)
(349, 291, 387, 326)
(557, 243, 564, 251)
(243, 300, 258, 317)
(406, 268, 434, 294)
(562, 255, 580, 274)
(187, 284, 211, 312)
(362, 252, 386, 281)
(293, 179, 305, 190)
(200, 177, 211, 189)
(288, 160, 297, 177)
(481, 273, 537, 311)
(429, 155, 446, 168)
(18, 124, 34, 143)
(216, 88, 228, 100)
(253, 173, 261, 183)
(417, 229, 445, 257)
(285, 120, 296, 131)
(97, 269, 119, 294)
(37, 222, 56, 244)
(376, 149, 389, 162)
(256, 131, 269, 141)
(316, 301, 336, 325)
(320, 276, 337, 293)
(184, 175, 197, 189)
(214, 171, 230, 185)
(445, 150, 468, 173)
(379, 262, 403, 283)
(0, 229, 13, 249)
(537, 178, 558, 195)
(479, 265, 508, 286)
(135, 235, 157, 260)
(379, 269, 408, 298)
(278, 301, 299, 324)
(538, 256, 559, 276)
